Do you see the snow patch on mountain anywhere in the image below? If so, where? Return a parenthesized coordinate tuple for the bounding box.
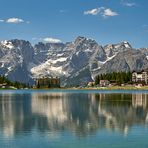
(49, 57, 67, 64)
(0, 37, 148, 86)
(31, 59, 66, 78)
(1, 63, 5, 68)
(0, 40, 14, 49)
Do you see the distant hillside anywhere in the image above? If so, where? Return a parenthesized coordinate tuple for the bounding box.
(0, 75, 27, 89)
(0, 37, 148, 86)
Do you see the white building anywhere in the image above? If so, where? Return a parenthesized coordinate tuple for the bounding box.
(100, 80, 110, 87)
(132, 70, 148, 84)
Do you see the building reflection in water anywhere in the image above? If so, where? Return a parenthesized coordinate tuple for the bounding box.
(31, 93, 68, 128)
(0, 93, 31, 138)
(132, 94, 148, 109)
(0, 92, 148, 138)
(0, 93, 15, 137)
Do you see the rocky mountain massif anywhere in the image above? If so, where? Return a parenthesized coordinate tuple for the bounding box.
(0, 36, 148, 86)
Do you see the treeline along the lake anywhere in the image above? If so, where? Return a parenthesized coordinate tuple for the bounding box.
(95, 72, 132, 85)
(0, 75, 28, 89)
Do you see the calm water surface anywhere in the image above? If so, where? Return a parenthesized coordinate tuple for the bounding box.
(0, 90, 148, 148)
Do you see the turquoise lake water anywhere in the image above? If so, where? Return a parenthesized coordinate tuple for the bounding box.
(0, 89, 148, 148)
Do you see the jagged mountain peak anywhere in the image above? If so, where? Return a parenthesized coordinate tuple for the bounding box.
(74, 36, 87, 43)
(0, 37, 148, 86)
(0, 40, 14, 49)
(119, 41, 132, 48)
(104, 41, 132, 50)
(104, 41, 132, 58)
(9, 39, 32, 47)
(74, 36, 97, 45)
(36, 41, 65, 46)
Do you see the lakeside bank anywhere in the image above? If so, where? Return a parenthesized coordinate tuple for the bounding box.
(0, 85, 148, 91)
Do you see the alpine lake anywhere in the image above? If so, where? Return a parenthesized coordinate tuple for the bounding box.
(0, 89, 148, 148)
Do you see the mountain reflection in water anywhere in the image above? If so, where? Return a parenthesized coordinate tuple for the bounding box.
(0, 92, 148, 138)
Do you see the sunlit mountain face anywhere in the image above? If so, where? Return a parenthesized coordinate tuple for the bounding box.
(0, 91, 148, 138)
(0, 37, 148, 86)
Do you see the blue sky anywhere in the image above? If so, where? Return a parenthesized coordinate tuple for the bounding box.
(0, 0, 148, 48)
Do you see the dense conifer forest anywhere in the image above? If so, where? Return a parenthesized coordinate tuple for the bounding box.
(95, 72, 132, 85)
(0, 75, 28, 89)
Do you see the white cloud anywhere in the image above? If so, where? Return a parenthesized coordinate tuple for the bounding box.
(103, 9, 118, 17)
(60, 10, 68, 13)
(6, 18, 24, 23)
(142, 25, 148, 28)
(121, 1, 136, 7)
(0, 17, 29, 24)
(84, 8, 104, 15)
(0, 19, 4, 22)
(123, 2, 136, 7)
(84, 7, 118, 18)
(126, 3, 136, 7)
(43, 37, 62, 43)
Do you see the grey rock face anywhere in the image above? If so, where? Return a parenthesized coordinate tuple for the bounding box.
(104, 41, 132, 57)
(0, 39, 34, 83)
(0, 37, 148, 86)
(93, 49, 148, 78)
(34, 42, 65, 64)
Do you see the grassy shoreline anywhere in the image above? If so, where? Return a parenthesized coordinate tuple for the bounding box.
(0, 86, 148, 91)
(63, 86, 148, 90)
